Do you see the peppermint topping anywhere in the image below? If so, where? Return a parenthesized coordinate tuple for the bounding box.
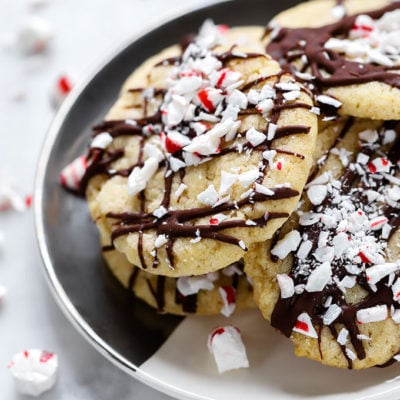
(324, 11, 400, 67)
(293, 312, 318, 338)
(267, 4, 400, 120)
(207, 326, 249, 373)
(67, 19, 312, 272)
(177, 272, 218, 296)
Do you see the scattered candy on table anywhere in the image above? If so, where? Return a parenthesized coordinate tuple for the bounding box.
(8, 349, 58, 397)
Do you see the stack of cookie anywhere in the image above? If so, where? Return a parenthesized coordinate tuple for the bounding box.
(61, 0, 400, 370)
(78, 22, 318, 319)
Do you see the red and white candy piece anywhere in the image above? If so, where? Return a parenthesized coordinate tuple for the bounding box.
(357, 305, 388, 324)
(51, 76, 73, 109)
(196, 88, 223, 113)
(349, 15, 375, 39)
(17, 17, 51, 54)
(8, 349, 58, 397)
(219, 286, 236, 317)
(293, 312, 318, 338)
(211, 68, 242, 89)
(59, 155, 88, 191)
(367, 157, 392, 174)
(207, 326, 249, 373)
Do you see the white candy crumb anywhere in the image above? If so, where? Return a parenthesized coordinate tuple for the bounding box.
(271, 230, 301, 260)
(128, 157, 159, 196)
(323, 304, 342, 325)
(305, 262, 332, 292)
(337, 328, 349, 346)
(17, 17, 52, 54)
(207, 326, 249, 373)
(357, 305, 388, 324)
(177, 274, 216, 296)
(90, 132, 113, 149)
(153, 206, 168, 219)
(154, 234, 168, 248)
(276, 274, 295, 298)
(316, 94, 342, 108)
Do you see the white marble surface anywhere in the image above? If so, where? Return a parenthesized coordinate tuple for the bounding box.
(0, 0, 213, 398)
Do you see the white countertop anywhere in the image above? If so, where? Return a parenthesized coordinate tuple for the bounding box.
(0, 1, 211, 398)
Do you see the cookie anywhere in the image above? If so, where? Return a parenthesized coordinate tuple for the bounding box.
(270, 0, 389, 28)
(245, 118, 400, 369)
(83, 21, 318, 277)
(102, 244, 255, 316)
(265, 1, 400, 120)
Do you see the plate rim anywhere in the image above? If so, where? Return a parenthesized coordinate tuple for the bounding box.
(33, 1, 229, 399)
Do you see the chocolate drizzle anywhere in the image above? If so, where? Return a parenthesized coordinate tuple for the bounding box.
(270, 121, 400, 368)
(266, 4, 400, 93)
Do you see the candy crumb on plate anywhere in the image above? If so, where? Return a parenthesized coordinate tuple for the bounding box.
(207, 326, 249, 373)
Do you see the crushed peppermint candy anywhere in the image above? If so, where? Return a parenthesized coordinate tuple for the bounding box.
(207, 326, 249, 373)
(271, 230, 301, 260)
(8, 349, 58, 396)
(177, 272, 218, 296)
(219, 286, 236, 317)
(16, 17, 51, 54)
(357, 305, 388, 324)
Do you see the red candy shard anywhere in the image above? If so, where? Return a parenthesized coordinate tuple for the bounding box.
(358, 251, 371, 264)
(197, 89, 215, 112)
(294, 320, 309, 333)
(165, 136, 182, 153)
(57, 76, 72, 95)
(39, 351, 54, 363)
